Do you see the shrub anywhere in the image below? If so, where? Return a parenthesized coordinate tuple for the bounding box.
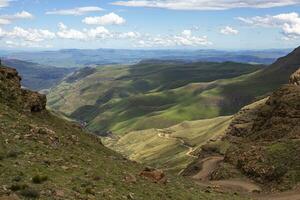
(20, 188, 40, 198)
(32, 174, 48, 184)
(10, 183, 28, 191)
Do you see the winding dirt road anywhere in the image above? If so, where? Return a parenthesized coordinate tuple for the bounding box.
(191, 156, 262, 193)
(191, 156, 300, 200)
(157, 132, 197, 158)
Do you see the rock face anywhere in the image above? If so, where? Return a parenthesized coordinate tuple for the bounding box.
(289, 68, 300, 85)
(223, 70, 300, 190)
(139, 167, 167, 184)
(0, 66, 46, 112)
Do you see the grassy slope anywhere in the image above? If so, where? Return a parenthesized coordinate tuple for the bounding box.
(48, 61, 262, 135)
(0, 101, 243, 200)
(105, 116, 232, 173)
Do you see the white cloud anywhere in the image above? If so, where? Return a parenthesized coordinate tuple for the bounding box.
(118, 31, 141, 39)
(111, 0, 300, 10)
(0, 18, 10, 25)
(46, 6, 103, 16)
(0, 0, 9, 8)
(57, 23, 87, 40)
(220, 26, 239, 35)
(57, 23, 112, 40)
(82, 12, 125, 25)
(135, 30, 212, 47)
(12, 11, 34, 19)
(5, 27, 55, 42)
(238, 12, 300, 39)
(0, 11, 34, 25)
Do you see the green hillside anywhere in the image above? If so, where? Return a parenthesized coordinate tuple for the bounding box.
(48, 61, 263, 135)
(105, 116, 232, 173)
(0, 65, 243, 199)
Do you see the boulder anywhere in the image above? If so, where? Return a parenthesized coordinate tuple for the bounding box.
(22, 89, 47, 112)
(139, 167, 167, 184)
(289, 68, 300, 85)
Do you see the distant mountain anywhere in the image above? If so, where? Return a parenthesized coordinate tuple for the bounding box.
(5, 48, 290, 68)
(2, 59, 75, 91)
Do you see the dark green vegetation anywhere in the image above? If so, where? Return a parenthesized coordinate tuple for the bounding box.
(49, 45, 300, 135)
(48, 61, 263, 135)
(0, 65, 244, 199)
(3, 59, 74, 91)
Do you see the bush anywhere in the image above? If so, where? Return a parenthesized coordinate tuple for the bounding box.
(32, 174, 48, 184)
(20, 188, 40, 198)
(10, 183, 28, 191)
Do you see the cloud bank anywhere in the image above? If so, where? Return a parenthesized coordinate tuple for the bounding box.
(238, 12, 300, 40)
(46, 7, 103, 16)
(111, 0, 300, 10)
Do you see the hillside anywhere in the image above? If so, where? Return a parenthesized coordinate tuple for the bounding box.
(2, 59, 74, 91)
(183, 70, 300, 194)
(48, 61, 263, 135)
(0, 66, 243, 199)
(105, 116, 232, 173)
(48, 47, 300, 136)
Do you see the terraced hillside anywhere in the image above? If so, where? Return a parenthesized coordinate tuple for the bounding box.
(0, 65, 243, 199)
(48, 61, 263, 135)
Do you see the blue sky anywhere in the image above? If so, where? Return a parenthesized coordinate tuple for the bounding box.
(1, 0, 300, 50)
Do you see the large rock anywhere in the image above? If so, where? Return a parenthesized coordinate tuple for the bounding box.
(22, 89, 47, 112)
(0, 66, 46, 112)
(139, 167, 167, 184)
(289, 68, 300, 85)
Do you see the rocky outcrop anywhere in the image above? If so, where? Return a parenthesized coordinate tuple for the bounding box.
(289, 68, 300, 85)
(222, 69, 300, 190)
(0, 66, 46, 112)
(139, 167, 167, 184)
(22, 89, 47, 112)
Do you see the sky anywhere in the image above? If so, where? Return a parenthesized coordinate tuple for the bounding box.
(0, 0, 300, 50)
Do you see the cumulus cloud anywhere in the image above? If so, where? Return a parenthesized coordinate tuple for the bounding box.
(46, 6, 103, 16)
(135, 30, 212, 48)
(0, 0, 9, 8)
(111, 0, 300, 10)
(220, 26, 239, 35)
(5, 27, 55, 42)
(0, 26, 55, 48)
(57, 22, 112, 40)
(0, 11, 34, 25)
(118, 31, 141, 39)
(82, 12, 125, 25)
(238, 12, 300, 39)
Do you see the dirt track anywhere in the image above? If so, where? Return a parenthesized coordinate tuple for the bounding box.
(157, 132, 197, 158)
(192, 156, 300, 200)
